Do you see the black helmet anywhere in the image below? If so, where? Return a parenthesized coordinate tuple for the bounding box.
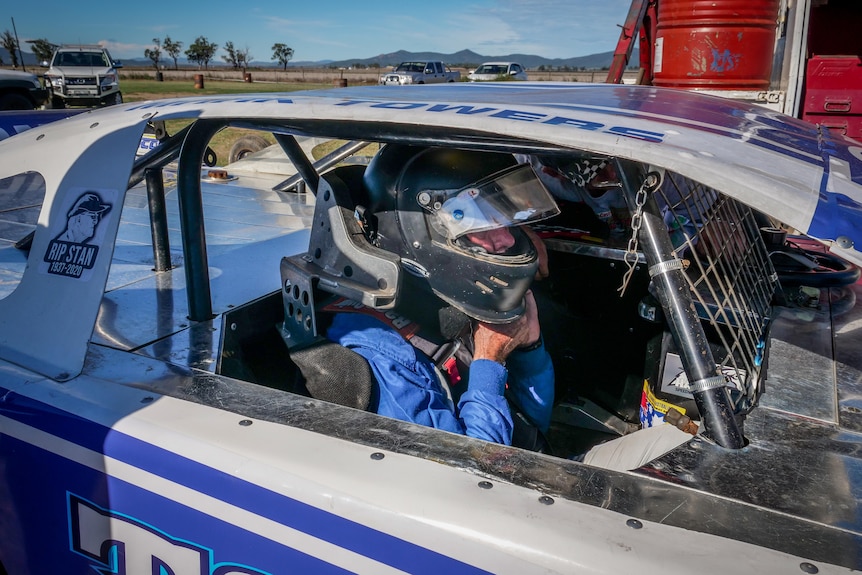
(360, 145, 559, 323)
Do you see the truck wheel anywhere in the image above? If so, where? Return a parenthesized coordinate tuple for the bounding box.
(228, 135, 270, 163)
(49, 96, 65, 109)
(0, 93, 33, 110)
(110, 92, 123, 106)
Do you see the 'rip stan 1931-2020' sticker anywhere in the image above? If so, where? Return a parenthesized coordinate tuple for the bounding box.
(41, 188, 116, 281)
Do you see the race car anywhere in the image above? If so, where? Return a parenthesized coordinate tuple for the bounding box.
(0, 82, 860, 574)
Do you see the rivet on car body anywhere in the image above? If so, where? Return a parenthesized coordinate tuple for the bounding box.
(140, 396, 154, 404)
(538, 495, 554, 505)
(370, 452, 385, 460)
(626, 519, 643, 529)
(90, 123, 99, 129)
(799, 563, 819, 574)
(478, 481, 493, 489)
(36, 134, 45, 140)
(238, 419, 253, 427)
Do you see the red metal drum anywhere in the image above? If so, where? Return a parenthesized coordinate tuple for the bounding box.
(652, 0, 780, 90)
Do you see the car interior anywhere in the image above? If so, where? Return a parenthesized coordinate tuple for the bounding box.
(214, 140, 788, 460)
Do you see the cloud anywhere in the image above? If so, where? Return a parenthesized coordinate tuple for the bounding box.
(470, 0, 632, 56)
(97, 39, 154, 57)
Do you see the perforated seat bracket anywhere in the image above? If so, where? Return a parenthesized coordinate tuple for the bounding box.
(279, 258, 323, 350)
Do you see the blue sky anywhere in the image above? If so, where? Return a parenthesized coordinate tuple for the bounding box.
(8, 0, 634, 63)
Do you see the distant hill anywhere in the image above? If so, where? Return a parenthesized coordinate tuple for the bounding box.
(295, 48, 638, 70)
(0, 48, 44, 68)
(1, 47, 638, 71)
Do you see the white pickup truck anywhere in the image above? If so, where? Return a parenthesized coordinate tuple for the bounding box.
(379, 61, 461, 85)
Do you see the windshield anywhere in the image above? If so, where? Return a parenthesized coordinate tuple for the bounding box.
(55, 51, 109, 67)
(395, 62, 424, 73)
(475, 64, 507, 75)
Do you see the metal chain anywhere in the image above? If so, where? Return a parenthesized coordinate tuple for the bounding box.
(618, 176, 652, 297)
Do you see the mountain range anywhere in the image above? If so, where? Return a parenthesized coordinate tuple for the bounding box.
(298, 48, 635, 70)
(1, 47, 636, 70)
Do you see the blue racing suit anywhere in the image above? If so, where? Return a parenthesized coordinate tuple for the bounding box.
(326, 312, 555, 445)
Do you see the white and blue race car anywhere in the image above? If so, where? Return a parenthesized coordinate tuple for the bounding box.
(0, 82, 860, 574)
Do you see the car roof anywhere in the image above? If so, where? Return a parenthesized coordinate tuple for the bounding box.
(0, 82, 860, 380)
(56, 44, 105, 51)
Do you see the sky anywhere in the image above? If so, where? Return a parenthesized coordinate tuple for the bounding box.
(7, 0, 634, 63)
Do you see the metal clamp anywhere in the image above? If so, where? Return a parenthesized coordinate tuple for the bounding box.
(687, 375, 728, 393)
(648, 258, 686, 278)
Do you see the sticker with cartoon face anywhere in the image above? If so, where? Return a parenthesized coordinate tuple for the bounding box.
(41, 189, 116, 280)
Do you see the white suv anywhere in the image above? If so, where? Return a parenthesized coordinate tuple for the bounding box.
(44, 45, 123, 108)
(467, 62, 528, 82)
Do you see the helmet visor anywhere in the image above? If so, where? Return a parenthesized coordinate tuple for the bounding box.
(420, 163, 560, 240)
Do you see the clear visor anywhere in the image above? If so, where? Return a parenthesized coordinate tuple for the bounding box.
(418, 163, 560, 240)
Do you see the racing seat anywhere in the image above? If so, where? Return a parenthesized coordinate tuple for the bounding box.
(289, 340, 375, 410)
(279, 164, 385, 411)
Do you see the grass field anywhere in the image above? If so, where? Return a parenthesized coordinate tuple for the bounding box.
(121, 78, 333, 102)
(123, 78, 336, 165)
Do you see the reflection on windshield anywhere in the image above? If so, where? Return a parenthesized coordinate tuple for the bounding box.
(0, 171, 46, 299)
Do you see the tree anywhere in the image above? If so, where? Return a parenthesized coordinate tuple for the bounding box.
(144, 37, 161, 70)
(237, 46, 252, 72)
(27, 38, 57, 63)
(185, 36, 218, 70)
(271, 43, 294, 71)
(222, 41, 239, 69)
(162, 36, 183, 70)
(1, 31, 19, 68)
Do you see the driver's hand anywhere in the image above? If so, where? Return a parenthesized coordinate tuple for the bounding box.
(523, 226, 549, 280)
(472, 291, 541, 364)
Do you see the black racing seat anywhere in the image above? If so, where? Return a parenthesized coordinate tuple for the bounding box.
(290, 341, 375, 411)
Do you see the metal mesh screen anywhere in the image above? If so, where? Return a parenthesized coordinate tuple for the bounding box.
(655, 173, 778, 414)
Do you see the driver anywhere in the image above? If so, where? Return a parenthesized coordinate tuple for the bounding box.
(323, 145, 559, 446)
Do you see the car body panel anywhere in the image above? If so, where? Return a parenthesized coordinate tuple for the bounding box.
(0, 69, 47, 109)
(0, 83, 861, 573)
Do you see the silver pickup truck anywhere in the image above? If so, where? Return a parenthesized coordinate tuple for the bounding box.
(379, 60, 461, 85)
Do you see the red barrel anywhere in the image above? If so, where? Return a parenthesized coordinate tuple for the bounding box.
(652, 0, 780, 90)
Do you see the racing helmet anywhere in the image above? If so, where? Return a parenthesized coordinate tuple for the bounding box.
(360, 145, 560, 323)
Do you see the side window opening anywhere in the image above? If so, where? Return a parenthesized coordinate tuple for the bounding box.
(0, 171, 47, 300)
(211, 147, 778, 467)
